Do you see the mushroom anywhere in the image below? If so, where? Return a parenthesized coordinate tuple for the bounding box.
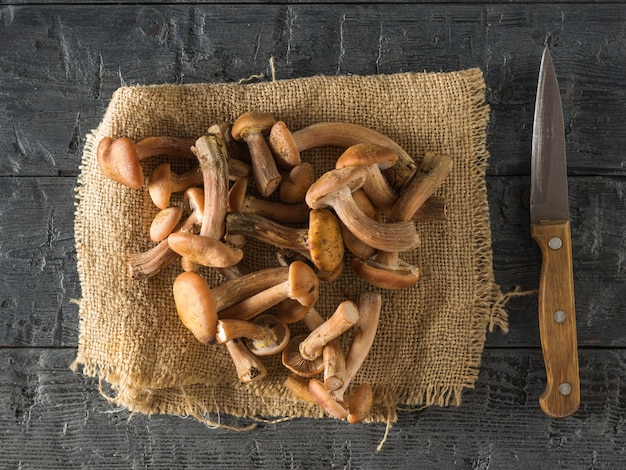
(231, 111, 282, 197)
(147, 158, 249, 211)
(210, 266, 290, 311)
(228, 176, 310, 224)
(299, 300, 359, 361)
(148, 163, 203, 210)
(339, 189, 380, 260)
(167, 232, 243, 268)
(282, 334, 324, 378)
(290, 121, 416, 190)
(172, 271, 218, 344)
(279, 162, 315, 204)
(308, 378, 349, 419)
(305, 166, 420, 252)
(207, 120, 250, 164)
(191, 134, 230, 241)
(346, 382, 374, 424)
(128, 187, 205, 279)
(284, 374, 317, 404)
(351, 152, 453, 290)
(225, 209, 344, 275)
(388, 151, 454, 223)
(302, 307, 346, 392)
(218, 261, 319, 321)
(216, 314, 290, 356)
(335, 143, 399, 212)
(96, 135, 196, 189)
(334, 292, 381, 401)
(268, 120, 301, 169)
(149, 206, 183, 242)
(224, 338, 268, 384)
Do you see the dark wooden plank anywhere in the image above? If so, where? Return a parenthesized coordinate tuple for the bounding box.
(1, 175, 624, 348)
(1, 4, 624, 177)
(0, 177, 80, 347)
(1, 347, 625, 469)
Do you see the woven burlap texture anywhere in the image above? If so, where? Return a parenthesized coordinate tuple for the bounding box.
(73, 70, 507, 424)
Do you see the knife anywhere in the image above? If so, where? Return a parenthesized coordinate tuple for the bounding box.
(530, 47, 580, 418)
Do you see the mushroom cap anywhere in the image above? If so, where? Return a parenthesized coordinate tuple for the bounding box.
(307, 209, 344, 273)
(279, 162, 315, 204)
(173, 271, 218, 344)
(335, 143, 398, 171)
(231, 111, 276, 141)
(305, 166, 367, 210)
(268, 120, 302, 169)
(275, 298, 310, 324)
(346, 382, 374, 424)
(287, 261, 319, 308)
(150, 206, 183, 242)
(96, 136, 144, 189)
(148, 163, 174, 209)
(168, 232, 244, 268)
(282, 334, 324, 377)
(183, 186, 205, 222)
(246, 314, 291, 356)
(350, 257, 420, 290)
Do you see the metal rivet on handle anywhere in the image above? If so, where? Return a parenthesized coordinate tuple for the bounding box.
(549, 237, 563, 250)
(554, 310, 567, 323)
(559, 383, 572, 396)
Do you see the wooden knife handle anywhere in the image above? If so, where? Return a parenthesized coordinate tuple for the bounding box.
(531, 220, 580, 418)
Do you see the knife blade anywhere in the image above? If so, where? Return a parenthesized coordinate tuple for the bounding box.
(530, 47, 580, 418)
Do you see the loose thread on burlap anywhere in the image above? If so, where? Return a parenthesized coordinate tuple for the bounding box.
(489, 285, 538, 333)
(179, 385, 258, 432)
(376, 416, 393, 453)
(236, 56, 277, 84)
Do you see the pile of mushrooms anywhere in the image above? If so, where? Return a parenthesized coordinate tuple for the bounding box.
(96, 111, 453, 423)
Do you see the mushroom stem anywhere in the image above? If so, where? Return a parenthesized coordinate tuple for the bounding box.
(167, 232, 243, 268)
(308, 379, 349, 419)
(218, 261, 318, 321)
(291, 121, 416, 190)
(388, 151, 454, 223)
(216, 318, 275, 344)
(284, 375, 317, 404)
(334, 292, 381, 401)
(148, 163, 203, 210)
(210, 266, 290, 311)
(224, 338, 268, 383)
(279, 162, 315, 204)
(240, 195, 311, 224)
(226, 210, 344, 274)
(346, 382, 374, 424)
(192, 134, 230, 240)
(302, 308, 346, 392)
(299, 300, 359, 361)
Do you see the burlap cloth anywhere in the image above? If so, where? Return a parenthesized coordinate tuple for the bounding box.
(72, 70, 508, 425)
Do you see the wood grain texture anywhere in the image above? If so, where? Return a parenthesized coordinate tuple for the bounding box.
(1, 2, 625, 467)
(1, 348, 625, 469)
(0, 5, 625, 176)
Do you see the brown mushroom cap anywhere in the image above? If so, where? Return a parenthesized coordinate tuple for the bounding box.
(307, 209, 344, 274)
(279, 162, 315, 204)
(305, 166, 367, 210)
(268, 120, 302, 169)
(231, 111, 276, 141)
(350, 257, 420, 290)
(282, 334, 324, 377)
(97, 136, 144, 189)
(150, 206, 183, 242)
(173, 271, 218, 344)
(246, 314, 291, 356)
(148, 163, 175, 209)
(287, 260, 320, 308)
(346, 382, 374, 424)
(335, 143, 398, 171)
(167, 232, 243, 268)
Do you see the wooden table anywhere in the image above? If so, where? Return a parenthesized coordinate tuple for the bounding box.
(1, 2, 624, 468)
